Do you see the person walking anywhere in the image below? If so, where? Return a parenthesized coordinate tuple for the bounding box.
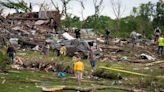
(154, 27, 161, 42)
(104, 29, 110, 45)
(73, 58, 84, 85)
(157, 35, 164, 55)
(88, 46, 96, 73)
(7, 45, 16, 62)
(42, 42, 50, 57)
(130, 31, 137, 48)
(74, 29, 81, 39)
(60, 43, 67, 60)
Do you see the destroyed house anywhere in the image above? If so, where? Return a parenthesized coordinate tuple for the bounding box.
(6, 11, 60, 28)
(1, 11, 60, 49)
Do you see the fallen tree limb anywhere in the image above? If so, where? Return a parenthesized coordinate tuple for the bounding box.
(42, 85, 132, 92)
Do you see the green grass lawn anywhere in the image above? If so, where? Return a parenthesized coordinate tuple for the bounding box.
(0, 48, 164, 92)
(0, 70, 127, 92)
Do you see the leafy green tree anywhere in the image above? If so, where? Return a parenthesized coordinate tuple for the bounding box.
(83, 15, 115, 35)
(153, 0, 164, 29)
(0, 51, 9, 72)
(69, 16, 82, 28)
(62, 16, 82, 28)
(131, 1, 155, 36)
(120, 16, 137, 32)
(0, 0, 31, 13)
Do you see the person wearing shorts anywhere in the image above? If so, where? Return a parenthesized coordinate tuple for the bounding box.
(88, 47, 96, 72)
(73, 59, 84, 85)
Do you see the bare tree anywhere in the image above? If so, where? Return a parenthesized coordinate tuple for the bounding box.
(76, 0, 86, 21)
(51, 0, 72, 19)
(51, 0, 62, 15)
(0, 6, 4, 16)
(39, 1, 50, 11)
(92, 0, 104, 30)
(93, 0, 104, 17)
(111, 0, 125, 31)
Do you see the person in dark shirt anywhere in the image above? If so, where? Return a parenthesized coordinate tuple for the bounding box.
(74, 29, 81, 38)
(154, 27, 161, 42)
(7, 45, 16, 62)
(105, 29, 110, 45)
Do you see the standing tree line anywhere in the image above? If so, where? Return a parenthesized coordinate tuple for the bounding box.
(0, 0, 163, 37)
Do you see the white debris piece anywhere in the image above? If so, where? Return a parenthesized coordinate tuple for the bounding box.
(139, 53, 155, 61)
(97, 38, 105, 43)
(35, 20, 48, 25)
(62, 32, 76, 40)
(12, 26, 21, 30)
(9, 38, 18, 45)
(32, 45, 40, 51)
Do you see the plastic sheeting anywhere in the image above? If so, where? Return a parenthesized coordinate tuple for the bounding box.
(62, 32, 76, 40)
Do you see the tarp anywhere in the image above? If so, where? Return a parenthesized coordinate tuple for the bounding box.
(62, 32, 76, 40)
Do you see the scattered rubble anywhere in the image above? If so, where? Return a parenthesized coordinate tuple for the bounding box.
(0, 11, 60, 49)
(11, 56, 73, 74)
(138, 53, 156, 61)
(92, 69, 122, 80)
(0, 10, 163, 79)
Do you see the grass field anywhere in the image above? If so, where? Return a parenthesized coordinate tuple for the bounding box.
(0, 48, 164, 92)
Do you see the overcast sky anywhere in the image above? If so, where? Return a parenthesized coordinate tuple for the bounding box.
(4, 0, 159, 19)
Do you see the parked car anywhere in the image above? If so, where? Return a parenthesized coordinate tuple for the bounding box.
(52, 39, 102, 59)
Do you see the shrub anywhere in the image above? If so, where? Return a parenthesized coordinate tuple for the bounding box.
(0, 51, 9, 72)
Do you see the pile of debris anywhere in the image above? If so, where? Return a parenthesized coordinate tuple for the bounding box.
(92, 69, 122, 80)
(0, 11, 60, 49)
(11, 56, 73, 74)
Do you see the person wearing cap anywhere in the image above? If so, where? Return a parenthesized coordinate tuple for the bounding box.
(72, 52, 81, 77)
(60, 43, 67, 58)
(73, 57, 84, 85)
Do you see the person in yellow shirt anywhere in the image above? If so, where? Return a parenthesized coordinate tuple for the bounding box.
(157, 35, 164, 55)
(73, 59, 84, 85)
(60, 43, 67, 59)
